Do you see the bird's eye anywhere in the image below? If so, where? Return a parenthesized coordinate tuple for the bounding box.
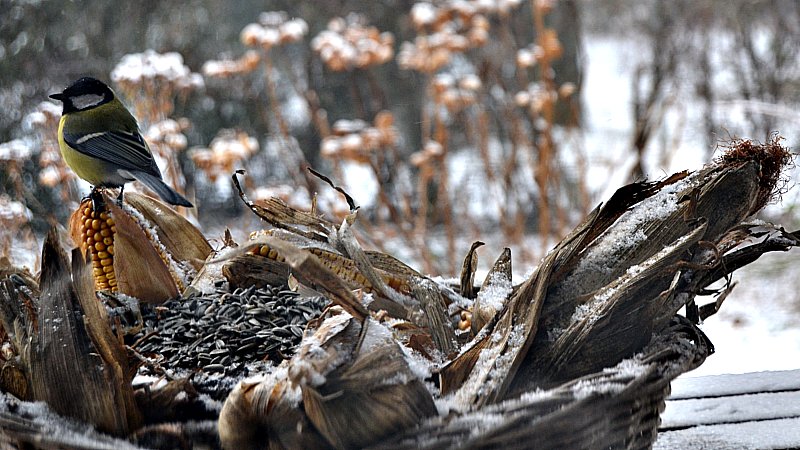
(71, 94, 105, 110)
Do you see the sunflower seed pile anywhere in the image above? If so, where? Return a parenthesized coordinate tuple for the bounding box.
(132, 285, 328, 375)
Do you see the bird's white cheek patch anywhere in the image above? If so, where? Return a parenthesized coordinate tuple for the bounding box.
(72, 93, 105, 110)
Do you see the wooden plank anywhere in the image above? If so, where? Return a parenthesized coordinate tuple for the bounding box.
(655, 417, 800, 450)
(661, 391, 800, 429)
(669, 369, 800, 400)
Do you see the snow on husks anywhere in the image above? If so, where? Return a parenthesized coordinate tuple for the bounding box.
(0, 138, 795, 448)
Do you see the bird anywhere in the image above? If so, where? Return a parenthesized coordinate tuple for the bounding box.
(49, 77, 193, 207)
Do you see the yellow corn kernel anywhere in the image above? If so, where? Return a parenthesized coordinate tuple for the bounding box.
(267, 248, 278, 259)
(258, 245, 269, 257)
(354, 273, 368, 286)
(78, 200, 117, 293)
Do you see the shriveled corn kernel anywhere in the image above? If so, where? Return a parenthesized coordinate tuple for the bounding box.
(105, 271, 115, 280)
(103, 265, 114, 274)
(103, 237, 113, 246)
(268, 248, 278, 259)
(108, 278, 117, 287)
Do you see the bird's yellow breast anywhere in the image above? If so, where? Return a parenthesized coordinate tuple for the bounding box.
(57, 115, 113, 186)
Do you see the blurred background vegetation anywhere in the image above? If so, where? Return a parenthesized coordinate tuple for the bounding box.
(1, 0, 798, 274)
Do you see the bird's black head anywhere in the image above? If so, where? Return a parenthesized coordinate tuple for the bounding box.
(49, 77, 115, 113)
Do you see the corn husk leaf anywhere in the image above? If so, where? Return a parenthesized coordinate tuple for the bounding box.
(106, 199, 179, 303)
(294, 309, 437, 449)
(219, 372, 330, 450)
(472, 247, 512, 334)
(458, 241, 484, 299)
(124, 192, 212, 271)
(25, 230, 141, 435)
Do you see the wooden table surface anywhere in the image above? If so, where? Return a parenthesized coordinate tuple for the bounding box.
(655, 369, 800, 449)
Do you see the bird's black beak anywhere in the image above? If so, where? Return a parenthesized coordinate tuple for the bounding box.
(49, 92, 64, 101)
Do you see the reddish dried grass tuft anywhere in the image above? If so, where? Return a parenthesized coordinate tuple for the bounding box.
(718, 135, 794, 213)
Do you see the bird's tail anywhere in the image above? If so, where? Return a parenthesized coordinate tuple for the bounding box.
(132, 171, 193, 207)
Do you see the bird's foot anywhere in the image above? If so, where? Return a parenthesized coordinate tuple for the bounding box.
(88, 188, 107, 213)
(116, 186, 125, 207)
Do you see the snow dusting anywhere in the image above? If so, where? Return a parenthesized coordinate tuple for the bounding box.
(576, 172, 700, 276)
(476, 271, 512, 312)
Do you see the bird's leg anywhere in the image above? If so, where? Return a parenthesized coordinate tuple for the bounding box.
(89, 188, 106, 213)
(116, 185, 125, 207)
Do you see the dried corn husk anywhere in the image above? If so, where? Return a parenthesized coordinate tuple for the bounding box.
(219, 307, 436, 449)
(23, 231, 141, 434)
(218, 369, 330, 450)
(124, 192, 212, 272)
(458, 241, 484, 299)
(68, 192, 211, 303)
(471, 247, 512, 334)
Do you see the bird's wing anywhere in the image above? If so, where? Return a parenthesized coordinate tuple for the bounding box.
(63, 130, 159, 175)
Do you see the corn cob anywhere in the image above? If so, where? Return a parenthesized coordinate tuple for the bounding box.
(250, 244, 411, 295)
(77, 202, 117, 292)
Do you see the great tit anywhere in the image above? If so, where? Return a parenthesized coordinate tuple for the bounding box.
(49, 77, 193, 207)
